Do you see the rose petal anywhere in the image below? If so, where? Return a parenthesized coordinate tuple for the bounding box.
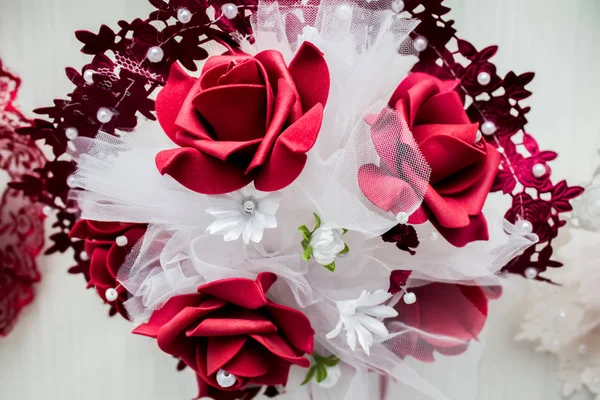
(217, 59, 265, 86)
(198, 274, 275, 309)
(206, 335, 247, 376)
(176, 131, 262, 163)
(222, 340, 272, 378)
(415, 91, 471, 125)
(266, 302, 314, 354)
(288, 41, 330, 112)
(193, 84, 267, 142)
(156, 147, 254, 194)
(186, 314, 278, 337)
(434, 213, 490, 247)
(251, 334, 310, 367)
(254, 103, 323, 192)
(251, 357, 292, 386)
(89, 247, 113, 290)
(358, 164, 421, 214)
(156, 63, 198, 141)
(422, 187, 471, 228)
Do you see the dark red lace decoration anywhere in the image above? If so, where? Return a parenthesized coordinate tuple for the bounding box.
(12, 0, 579, 329)
(0, 59, 46, 336)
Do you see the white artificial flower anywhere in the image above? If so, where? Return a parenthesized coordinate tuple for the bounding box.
(310, 225, 346, 265)
(205, 184, 281, 244)
(326, 290, 398, 355)
(317, 364, 342, 389)
(574, 183, 600, 231)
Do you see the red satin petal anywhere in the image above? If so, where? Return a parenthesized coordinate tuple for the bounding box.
(132, 294, 216, 338)
(198, 276, 270, 309)
(254, 103, 323, 192)
(357, 164, 420, 214)
(266, 302, 314, 354)
(288, 41, 330, 112)
(206, 335, 247, 376)
(156, 62, 197, 141)
(390, 76, 440, 127)
(176, 131, 262, 162)
(256, 272, 277, 293)
(254, 49, 303, 121)
(414, 124, 484, 184)
(186, 316, 278, 337)
(200, 62, 230, 90)
(70, 220, 133, 239)
(156, 147, 253, 194)
(451, 144, 501, 214)
(217, 59, 265, 86)
(222, 340, 272, 378)
(251, 358, 292, 386)
(251, 334, 310, 367)
(434, 213, 490, 247)
(412, 283, 488, 346)
(415, 91, 471, 125)
(89, 247, 113, 289)
(193, 84, 267, 142)
(201, 54, 248, 75)
(105, 226, 145, 277)
(422, 187, 471, 228)
(408, 206, 429, 224)
(245, 79, 296, 174)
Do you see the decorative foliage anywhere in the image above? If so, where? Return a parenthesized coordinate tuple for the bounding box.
(301, 353, 341, 386)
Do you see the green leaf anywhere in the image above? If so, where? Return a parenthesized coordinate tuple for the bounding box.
(313, 212, 322, 230)
(323, 261, 336, 272)
(342, 228, 349, 234)
(338, 243, 350, 255)
(298, 225, 311, 240)
(301, 366, 316, 385)
(302, 245, 313, 261)
(321, 355, 341, 367)
(315, 364, 328, 383)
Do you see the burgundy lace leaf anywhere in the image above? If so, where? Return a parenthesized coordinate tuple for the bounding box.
(382, 224, 420, 255)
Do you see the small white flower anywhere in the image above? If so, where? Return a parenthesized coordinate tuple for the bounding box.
(326, 290, 398, 355)
(310, 225, 346, 265)
(205, 185, 281, 244)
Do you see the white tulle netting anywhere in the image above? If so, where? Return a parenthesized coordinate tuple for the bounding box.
(68, 1, 539, 399)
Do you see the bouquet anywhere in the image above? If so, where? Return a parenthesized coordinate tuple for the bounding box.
(14, 0, 583, 398)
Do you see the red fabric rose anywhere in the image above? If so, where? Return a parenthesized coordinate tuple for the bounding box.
(367, 73, 500, 246)
(155, 42, 330, 194)
(134, 273, 314, 390)
(390, 282, 491, 362)
(70, 220, 146, 318)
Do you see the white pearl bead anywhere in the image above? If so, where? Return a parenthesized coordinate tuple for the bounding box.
(335, 4, 353, 21)
(477, 72, 491, 86)
(83, 70, 95, 84)
(80, 250, 90, 262)
(532, 163, 546, 178)
(516, 219, 533, 233)
(216, 369, 237, 388)
(146, 46, 164, 63)
(96, 107, 113, 124)
(221, 3, 239, 19)
(475, 131, 482, 144)
(116, 235, 128, 247)
(395, 212, 409, 224)
(242, 198, 257, 215)
(496, 147, 505, 154)
(391, 0, 405, 13)
(177, 8, 192, 24)
(105, 288, 119, 302)
(481, 121, 497, 136)
(67, 141, 77, 153)
(429, 231, 439, 241)
(403, 292, 417, 305)
(524, 267, 538, 279)
(413, 36, 428, 52)
(42, 205, 53, 216)
(65, 127, 79, 140)
(558, 311, 567, 319)
(67, 176, 77, 188)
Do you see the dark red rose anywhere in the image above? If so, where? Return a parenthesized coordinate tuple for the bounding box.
(389, 282, 491, 362)
(155, 42, 330, 194)
(390, 73, 500, 247)
(134, 273, 314, 390)
(69, 220, 146, 318)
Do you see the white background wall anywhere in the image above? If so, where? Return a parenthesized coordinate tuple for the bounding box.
(0, 0, 598, 399)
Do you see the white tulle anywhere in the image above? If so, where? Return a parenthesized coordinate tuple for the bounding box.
(67, 1, 540, 400)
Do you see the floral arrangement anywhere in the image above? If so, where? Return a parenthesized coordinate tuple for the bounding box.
(13, 0, 583, 398)
(0, 58, 46, 336)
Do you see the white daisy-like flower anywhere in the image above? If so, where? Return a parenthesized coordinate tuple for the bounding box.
(326, 290, 398, 355)
(205, 184, 281, 244)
